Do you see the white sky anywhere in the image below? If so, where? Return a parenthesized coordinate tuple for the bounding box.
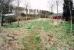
(12, 0, 64, 13)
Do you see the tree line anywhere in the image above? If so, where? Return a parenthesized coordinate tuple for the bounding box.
(0, 0, 74, 26)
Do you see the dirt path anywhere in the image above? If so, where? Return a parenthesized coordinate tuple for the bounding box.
(0, 19, 64, 50)
(0, 28, 29, 50)
(0, 33, 20, 50)
(39, 19, 62, 50)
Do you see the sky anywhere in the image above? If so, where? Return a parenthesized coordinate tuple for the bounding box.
(12, 0, 64, 13)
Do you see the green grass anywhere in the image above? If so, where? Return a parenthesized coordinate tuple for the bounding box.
(1, 18, 74, 50)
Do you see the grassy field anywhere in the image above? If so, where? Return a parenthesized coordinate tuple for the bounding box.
(0, 18, 74, 50)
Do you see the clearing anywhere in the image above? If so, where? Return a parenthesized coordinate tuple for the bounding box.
(0, 18, 74, 50)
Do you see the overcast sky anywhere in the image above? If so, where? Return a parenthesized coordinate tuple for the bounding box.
(12, 0, 64, 13)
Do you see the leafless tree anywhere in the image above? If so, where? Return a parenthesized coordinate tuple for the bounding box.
(16, 0, 20, 27)
(24, 0, 30, 20)
(56, 0, 59, 16)
(48, 0, 52, 12)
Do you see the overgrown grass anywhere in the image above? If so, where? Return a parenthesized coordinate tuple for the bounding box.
(1, 18, 74, 50)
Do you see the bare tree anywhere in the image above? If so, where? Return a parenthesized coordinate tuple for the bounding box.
(56, 0, 59, 16)
(51, 4, 53, 13)
(16, 0, 30, 26)
(16, 0, 20, 27)
(48, 0, 53, 15)
(24, 0, 30, 20)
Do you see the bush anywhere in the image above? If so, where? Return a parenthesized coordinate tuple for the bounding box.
(3, 16, 17, 24)
(21, 13, 26, 17)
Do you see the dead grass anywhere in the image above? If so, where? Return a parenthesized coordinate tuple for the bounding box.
(0, 18, 74, 50)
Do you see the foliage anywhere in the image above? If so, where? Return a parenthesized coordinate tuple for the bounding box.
(0, 0, 13, 14)
(0, 0, 14, 26)
(63, 0, 73, 21)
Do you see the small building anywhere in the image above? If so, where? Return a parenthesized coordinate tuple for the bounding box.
(12, 7, 40, 16)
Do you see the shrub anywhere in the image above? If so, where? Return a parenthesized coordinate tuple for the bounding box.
(3, 16, 17, 24)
